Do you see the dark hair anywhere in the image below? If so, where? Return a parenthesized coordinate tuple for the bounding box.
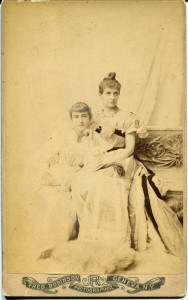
(69, 102, 92, 119)
(99, 72, 121, 94)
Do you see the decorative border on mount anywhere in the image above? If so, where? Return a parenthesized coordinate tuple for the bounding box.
(22, 275, 165, 295)
(135, 130, 183, 168)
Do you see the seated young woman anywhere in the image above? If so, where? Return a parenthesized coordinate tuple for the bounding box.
(69, 73, 183, 261)
(33, 97, 183, 274)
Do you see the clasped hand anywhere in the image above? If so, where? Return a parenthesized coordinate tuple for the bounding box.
(83, 147, 114, 171)
(95, 154, 115, 170)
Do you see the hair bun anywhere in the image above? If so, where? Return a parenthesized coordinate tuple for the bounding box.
(99, 72, 121, 93)
(108, 72, 116, 80)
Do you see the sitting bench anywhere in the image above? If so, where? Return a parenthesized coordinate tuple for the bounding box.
(135, 127, 183, 223)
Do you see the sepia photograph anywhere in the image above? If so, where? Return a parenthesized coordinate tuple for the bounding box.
(2, 0, 186, 297)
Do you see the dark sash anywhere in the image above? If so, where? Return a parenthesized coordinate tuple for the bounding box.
(95, 125, 165, 200)
(142, 174, 161, 236)
(95, 126, 125, 138)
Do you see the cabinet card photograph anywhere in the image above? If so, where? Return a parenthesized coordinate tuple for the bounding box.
(2, 0, 186, 297)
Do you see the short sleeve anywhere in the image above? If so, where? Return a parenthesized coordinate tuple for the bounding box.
(124, 113, 148, 138)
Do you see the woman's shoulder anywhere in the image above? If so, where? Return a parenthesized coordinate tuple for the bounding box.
(116, 109, 135, 117)
(92, 108, 134, 128)
(92, 108, 129, 122)
(92, 108, 147, 138)
(116, 110, 148, 138)
(115, 109, 134, 125)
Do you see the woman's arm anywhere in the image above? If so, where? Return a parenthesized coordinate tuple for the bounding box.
(42, 150, 82, 187)
(98, 132, 136, 168)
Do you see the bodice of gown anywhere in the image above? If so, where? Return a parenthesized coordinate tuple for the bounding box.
(63, 128, 112, 169)
(92, 109, 148, 148)
(63, 129, 86, 167)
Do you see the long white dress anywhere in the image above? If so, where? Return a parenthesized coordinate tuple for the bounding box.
(71, 109, 183, 258)
(21, 116, 183, 274)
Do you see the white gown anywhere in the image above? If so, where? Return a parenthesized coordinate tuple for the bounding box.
(70, 109, 183, 258)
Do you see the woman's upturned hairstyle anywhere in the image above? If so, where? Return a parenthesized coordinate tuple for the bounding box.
(99, 72, 121, 94)
(69, 102, 92, 119)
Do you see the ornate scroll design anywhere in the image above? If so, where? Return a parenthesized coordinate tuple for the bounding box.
(22, 275, 165, 295)
(135, 133, 183, 168)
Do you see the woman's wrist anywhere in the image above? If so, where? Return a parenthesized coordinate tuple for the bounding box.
(102, 155, 115, 166)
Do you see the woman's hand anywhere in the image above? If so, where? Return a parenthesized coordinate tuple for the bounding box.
(101, 155, 114, 167)
(94, 155, 114, 170)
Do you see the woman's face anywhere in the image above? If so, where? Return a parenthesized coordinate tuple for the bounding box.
(71, 111, 91, 134)
(100, 87, 120, 109)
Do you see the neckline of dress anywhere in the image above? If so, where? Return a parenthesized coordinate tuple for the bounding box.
(101, 107, 120, 118)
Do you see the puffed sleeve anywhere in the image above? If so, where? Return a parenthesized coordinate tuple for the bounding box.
(126, 113, 148, 138)
(120, 112, 148, 138)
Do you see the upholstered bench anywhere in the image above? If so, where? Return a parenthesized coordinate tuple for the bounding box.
(135, 128, 184, 223)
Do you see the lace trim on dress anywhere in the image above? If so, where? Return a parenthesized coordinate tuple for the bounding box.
(94, 110, 148, 139)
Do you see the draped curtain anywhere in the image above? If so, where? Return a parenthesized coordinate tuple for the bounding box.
(4, 0, 185, 190)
